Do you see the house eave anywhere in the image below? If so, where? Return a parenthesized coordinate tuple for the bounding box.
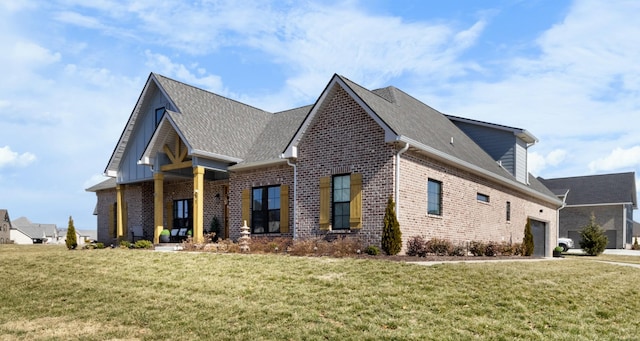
(228, 159, 288, 171)
(397, 135, 562, 207)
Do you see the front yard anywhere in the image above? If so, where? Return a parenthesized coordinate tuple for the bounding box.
(1, 245, 639, 340)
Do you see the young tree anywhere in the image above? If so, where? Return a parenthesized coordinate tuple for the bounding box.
(579, 212, 608, 256)
(66, 216, 78, 250)
(381, 196, 402, 255)
(522, 219, 534, 256)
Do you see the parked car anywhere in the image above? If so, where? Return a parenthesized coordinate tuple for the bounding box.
(558, 237, 574, 252)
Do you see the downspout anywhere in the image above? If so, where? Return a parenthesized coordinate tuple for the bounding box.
(285, 158, 298, 240)
(395, 142, 410, 216)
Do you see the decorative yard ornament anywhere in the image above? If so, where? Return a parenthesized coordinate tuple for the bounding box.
(239, 220, 251, 253)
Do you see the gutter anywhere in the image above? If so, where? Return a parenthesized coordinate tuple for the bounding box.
(395, 142, 410, 216)
(228, 158, 288, 171)
(283, 156, 298, 240)
(396, 136, 563, 207)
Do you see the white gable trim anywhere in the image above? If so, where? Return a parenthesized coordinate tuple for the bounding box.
(283, 75, 397, 158)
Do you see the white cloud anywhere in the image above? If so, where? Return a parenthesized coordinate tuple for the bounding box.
(144, 50, 224, 93)
(0, 146, 36, 168)
(528, 149, 567, 176)
(588, 146, 640, 172)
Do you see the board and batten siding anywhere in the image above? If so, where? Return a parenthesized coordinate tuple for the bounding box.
(118, 87, 174, 183)
(450, 121, 530, 183)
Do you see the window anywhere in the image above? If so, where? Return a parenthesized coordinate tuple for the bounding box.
(477, 193, 490, 203)
(173, 199, 192, 231)
(506, 201, 511, 221)
(252, 186, 280, 234)
(332, 174, 351, 229)
(427, 179, 442, 216)
(155, 107, 165, 126)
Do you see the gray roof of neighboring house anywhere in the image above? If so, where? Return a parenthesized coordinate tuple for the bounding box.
(538, 172, 637, 208)
(153, 74, 273, 161)
(11, 217, 58, 238)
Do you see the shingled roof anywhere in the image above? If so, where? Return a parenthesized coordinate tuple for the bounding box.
(153, 74, 272, 161)
(538, 172, 637, 208)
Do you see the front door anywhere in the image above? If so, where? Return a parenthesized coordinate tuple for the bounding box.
(173, 199, 193, 241)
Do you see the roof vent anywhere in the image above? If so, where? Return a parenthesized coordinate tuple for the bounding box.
(450, 137, 454, 145)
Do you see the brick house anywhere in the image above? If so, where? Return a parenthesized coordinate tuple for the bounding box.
(87, 73, 562, 256)
(539, 172, 637, 249)
(0, 209, 11, 244)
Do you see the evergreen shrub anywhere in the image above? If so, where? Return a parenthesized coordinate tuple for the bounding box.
(65, 216, 77, 250)
(381, 196, 402, 255)
(579, 213, 608, 256)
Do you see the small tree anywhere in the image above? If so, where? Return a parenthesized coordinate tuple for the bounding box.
(522, 219, 534, 256)
(579, 213, 608, 256)
(65, 216, 78, 250)
(381, 196, 402, 255)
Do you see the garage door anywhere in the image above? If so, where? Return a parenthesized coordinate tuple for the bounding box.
(530, 219, 546, 257)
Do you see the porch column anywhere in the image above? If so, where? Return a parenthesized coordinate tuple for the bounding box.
(193, 166, 205, 243)
(116, 184, 124, 239)
(153, 172, 164, 244)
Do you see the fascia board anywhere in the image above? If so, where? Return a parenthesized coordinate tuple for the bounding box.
(397, 136, 563, 207)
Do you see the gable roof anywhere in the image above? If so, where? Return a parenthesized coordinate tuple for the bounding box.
(106, 73, 273, 175)
(85, 177, 117, 192)
(284, 74, 559, 205)
(11, 217, 58, 238)
(538, 172, 637, 208)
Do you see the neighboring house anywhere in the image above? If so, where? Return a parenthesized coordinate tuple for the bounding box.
(10, 217, 60, 244)
(539, 172, 637, 249)
(0, 209, 11, 244)
(87, 73, 562, 256)
(58, 229, 96, 247)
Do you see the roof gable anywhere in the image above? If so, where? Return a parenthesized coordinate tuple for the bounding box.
(539, 172, 637, 208)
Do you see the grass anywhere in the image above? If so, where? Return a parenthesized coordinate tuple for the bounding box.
(1, 245, 640, 340)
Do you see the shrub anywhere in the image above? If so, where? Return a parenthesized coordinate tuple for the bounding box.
(95, 242, 105, 249)
(469, 241, 486, 256)
(365, 245, 380, 256)
(427, 238, 453, 256)
(250, 237, 293, 253)
(65, 216, 78, 250)
(522, 219, 534, 256)
(579, 213, 608, 256)
(133, 240, 153, 249)
(500, 242, 515, 256)
(484, 241, 499, 257)
(449, 244, 467, 257)
(119, 240, 132, 249)
(512, 242, 524, 256)
(381, 196, 402, 255)
(633, 237, 640, 251)
(406, 236, 428, 257)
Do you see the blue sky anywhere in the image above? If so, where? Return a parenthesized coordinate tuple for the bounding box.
(1, 0, 638, 230)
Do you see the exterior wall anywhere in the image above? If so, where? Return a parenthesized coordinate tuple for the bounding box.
(0, 212, 10, 244)
(399, 150, 558, 255)
(119, 87, 175, 184)
(294, 86, 396, 248)
(95, 176, 227, 243)
(560, 205, 624, 248)
(452, 122, 517, 177)
(228, 165, 294, 240)
(95, 188, 116, 244)
(9, 229, 33, 244)
(514, 139, 527, 184)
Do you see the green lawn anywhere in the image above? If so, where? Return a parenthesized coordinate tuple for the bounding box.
(1, 245, 639, 340)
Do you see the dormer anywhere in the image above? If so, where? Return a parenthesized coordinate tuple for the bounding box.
(446, 115, 537, 184)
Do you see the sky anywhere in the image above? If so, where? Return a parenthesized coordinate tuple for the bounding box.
(1, 0, 639, 230)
